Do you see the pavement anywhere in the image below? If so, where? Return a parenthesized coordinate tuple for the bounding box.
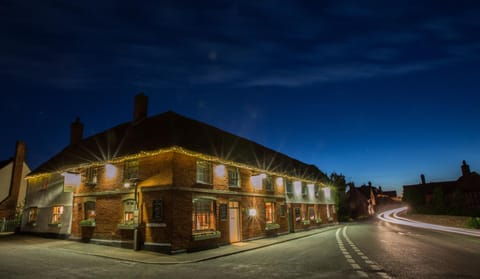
(1, 224, 341, 265)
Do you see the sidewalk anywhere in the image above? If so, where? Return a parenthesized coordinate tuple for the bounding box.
(48, 225, 341, 264)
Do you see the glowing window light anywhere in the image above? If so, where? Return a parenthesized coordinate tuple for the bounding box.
(62, 172, 81, 187)
(324, 187, 331, 200)
(250, 174, 264, 190)
(249, 208, 257, 217)
(214, 164, 226, 177)
(105, 163, 117, 179)
(293, 181, 302, 194)
(275, 177, 284, 187)
(307, 183, 315, 198)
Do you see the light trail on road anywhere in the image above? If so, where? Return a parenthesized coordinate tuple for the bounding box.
(377, 207, 480, 237)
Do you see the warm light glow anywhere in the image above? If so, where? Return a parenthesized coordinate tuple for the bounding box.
(259, 173, 267, 179)
(62, 172, 81, 187)
(275, 177, 284, 187)
(124, 182, 131, 188)
(105, 163, 117, 179)
(293, 181, 302, 194)
(324, 187, 331, 199)
(249, 208, 257, 216)
(214, 164, 226, 177)
(250, 174, 263, 190)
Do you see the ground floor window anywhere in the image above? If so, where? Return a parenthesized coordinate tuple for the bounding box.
(28, 207, 38, 222)
(51, 205, 64, 224)
(308, 206, 315, 221)
(124, 199, 136, 223)
(265, 202, 275, 224)
(193, 199, 216, 232)
(84, 201, 96, 220)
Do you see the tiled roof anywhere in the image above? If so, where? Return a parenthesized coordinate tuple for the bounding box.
(29, 111, 327, 181)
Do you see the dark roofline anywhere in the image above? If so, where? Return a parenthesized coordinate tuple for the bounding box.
(28, 111, 327, 181)
(0, 158, 13, 169)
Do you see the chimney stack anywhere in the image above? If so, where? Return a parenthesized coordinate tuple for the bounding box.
(461, 160, 471, 176)
(133, 93, 148, 123)
(420, 174, 426, 184)
(70, 117, 84, 145)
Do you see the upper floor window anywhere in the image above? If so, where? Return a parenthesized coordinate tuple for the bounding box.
(228, 167, 240, 187)
(84, 201, 96, 220)
(85, 167, 98, 186)
(264, 176, 274, 192)
(302, 182, 308, 196)
(196, 160, 212, 184)
(51, 205, 64, 224)
(123, 199, 137, 223)
(124, 160, 139, 181)
(285, 179, 293, 194)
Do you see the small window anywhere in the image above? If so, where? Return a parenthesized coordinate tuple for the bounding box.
(228, 167, 240, 187)
(285, 179, 293, 194)
(302, 183, 308, 196)
(124, 160, 139, 181)
(192, 199, 216, 232)
(264, 176, 274, 192)
(294, 207, 301, 222)
(152, 200, 163, 222)
(280, 204, 286, 217)
(196, 160, 212, 184)
(123, 199, 137, 223)
(28, 207, 38, 222)
(85, 167, 98, 186)
(51, 206, 64, 224)
(265, 202, 275, 224)
(84, 201, 96, 220)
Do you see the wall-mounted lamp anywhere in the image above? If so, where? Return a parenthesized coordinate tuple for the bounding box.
(248, 208, 257, 217)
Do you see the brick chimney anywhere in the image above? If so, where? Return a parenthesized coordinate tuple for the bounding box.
(70, 117, 84, 145)
(133, 93, 148, 123)
(420, 174, 426, 184)
(461, 160, 471, 176)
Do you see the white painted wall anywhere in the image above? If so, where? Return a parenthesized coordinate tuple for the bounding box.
(0, 162, 13, 202)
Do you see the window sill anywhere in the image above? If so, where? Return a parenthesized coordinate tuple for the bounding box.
(302, 220, 311, 225)
(117, 223, 138, 230)
(79, 219, 96, 227)
(192, 231, 221, 241)
(48, 223, 62, 228)
(265, 223, 280, 230)
(146, 222, 166, 228)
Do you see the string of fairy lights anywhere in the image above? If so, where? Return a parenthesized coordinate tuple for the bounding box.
(27, 146, 334, 190)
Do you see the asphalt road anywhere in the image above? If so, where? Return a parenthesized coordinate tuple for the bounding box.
(1, 220, 479, 278)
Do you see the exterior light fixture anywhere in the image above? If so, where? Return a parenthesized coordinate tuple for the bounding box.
(105, 163, 117, 179)
(275, 177, 284, 187)
(214, 164, 226, 177)
(249, 208, 257, 217)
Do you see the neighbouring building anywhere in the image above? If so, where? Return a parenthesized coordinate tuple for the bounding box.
(403, 161, 480, 214)
(0, 141, 30, 220)
(22, 94, 337, 253)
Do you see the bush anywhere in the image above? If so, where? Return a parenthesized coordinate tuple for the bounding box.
(466, 217, 480, 229)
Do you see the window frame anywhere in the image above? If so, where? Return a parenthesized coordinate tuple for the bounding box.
(84, 201, 96, 220)
(28, 207, 38, 223)
(196, 160, 212, 184)
(264, 175, 274, 192)
(85, 167, 98, 186)
(51, 205, 64, 224)
(124, 160, 139, 182)
(227, 167, 240, 187)
(123, 199, 137, 223)
(192, 198, 216, 232)
(265, 202, 275, 224)
(285, 179, 293, 194)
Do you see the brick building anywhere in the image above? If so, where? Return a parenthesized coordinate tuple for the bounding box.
(22, 94, 336, 252)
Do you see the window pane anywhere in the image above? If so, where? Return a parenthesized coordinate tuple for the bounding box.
(196, 161, 212, 184)
(265, 202, 274, 224)
(228, 167, 240, 187)
(193, 199, 215, 231)
(85, 201, 96, 219)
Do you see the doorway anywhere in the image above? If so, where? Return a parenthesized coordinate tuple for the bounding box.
(229, 201, 241, 243)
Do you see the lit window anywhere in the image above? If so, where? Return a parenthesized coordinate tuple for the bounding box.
(124, 160, 139, 181)
(192, 199, 215, 232)
(265, 202, 275, 224)
(264, 176, 274, 191)
(51, 206, 64, 224)
(196, 161, 212, 184)
(285, 179, 293, 194)
(85, 167, 98, 186)
(308, 207, 315, 221)
(84, 201, 96, 220)
(28, 207, 38, 222)
(228, 167, 240, 187)
(123, 199, 136, 223)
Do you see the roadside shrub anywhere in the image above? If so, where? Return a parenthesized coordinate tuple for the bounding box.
(466, 217, 480, 229)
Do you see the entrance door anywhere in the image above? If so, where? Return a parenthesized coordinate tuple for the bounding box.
(229, 201, 240, 243)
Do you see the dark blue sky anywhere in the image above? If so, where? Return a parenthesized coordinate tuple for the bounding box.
(2, 1, 480, 194)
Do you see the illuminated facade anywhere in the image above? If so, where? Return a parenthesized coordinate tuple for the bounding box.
(22, 94, 336, 252)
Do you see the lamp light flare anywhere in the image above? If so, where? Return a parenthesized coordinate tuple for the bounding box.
(105, 163, 117, 179)
(249, 208, 257, 217)
(214, 164, 226, 177)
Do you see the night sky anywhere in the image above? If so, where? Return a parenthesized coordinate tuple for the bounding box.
(2, 1, 480, 195)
